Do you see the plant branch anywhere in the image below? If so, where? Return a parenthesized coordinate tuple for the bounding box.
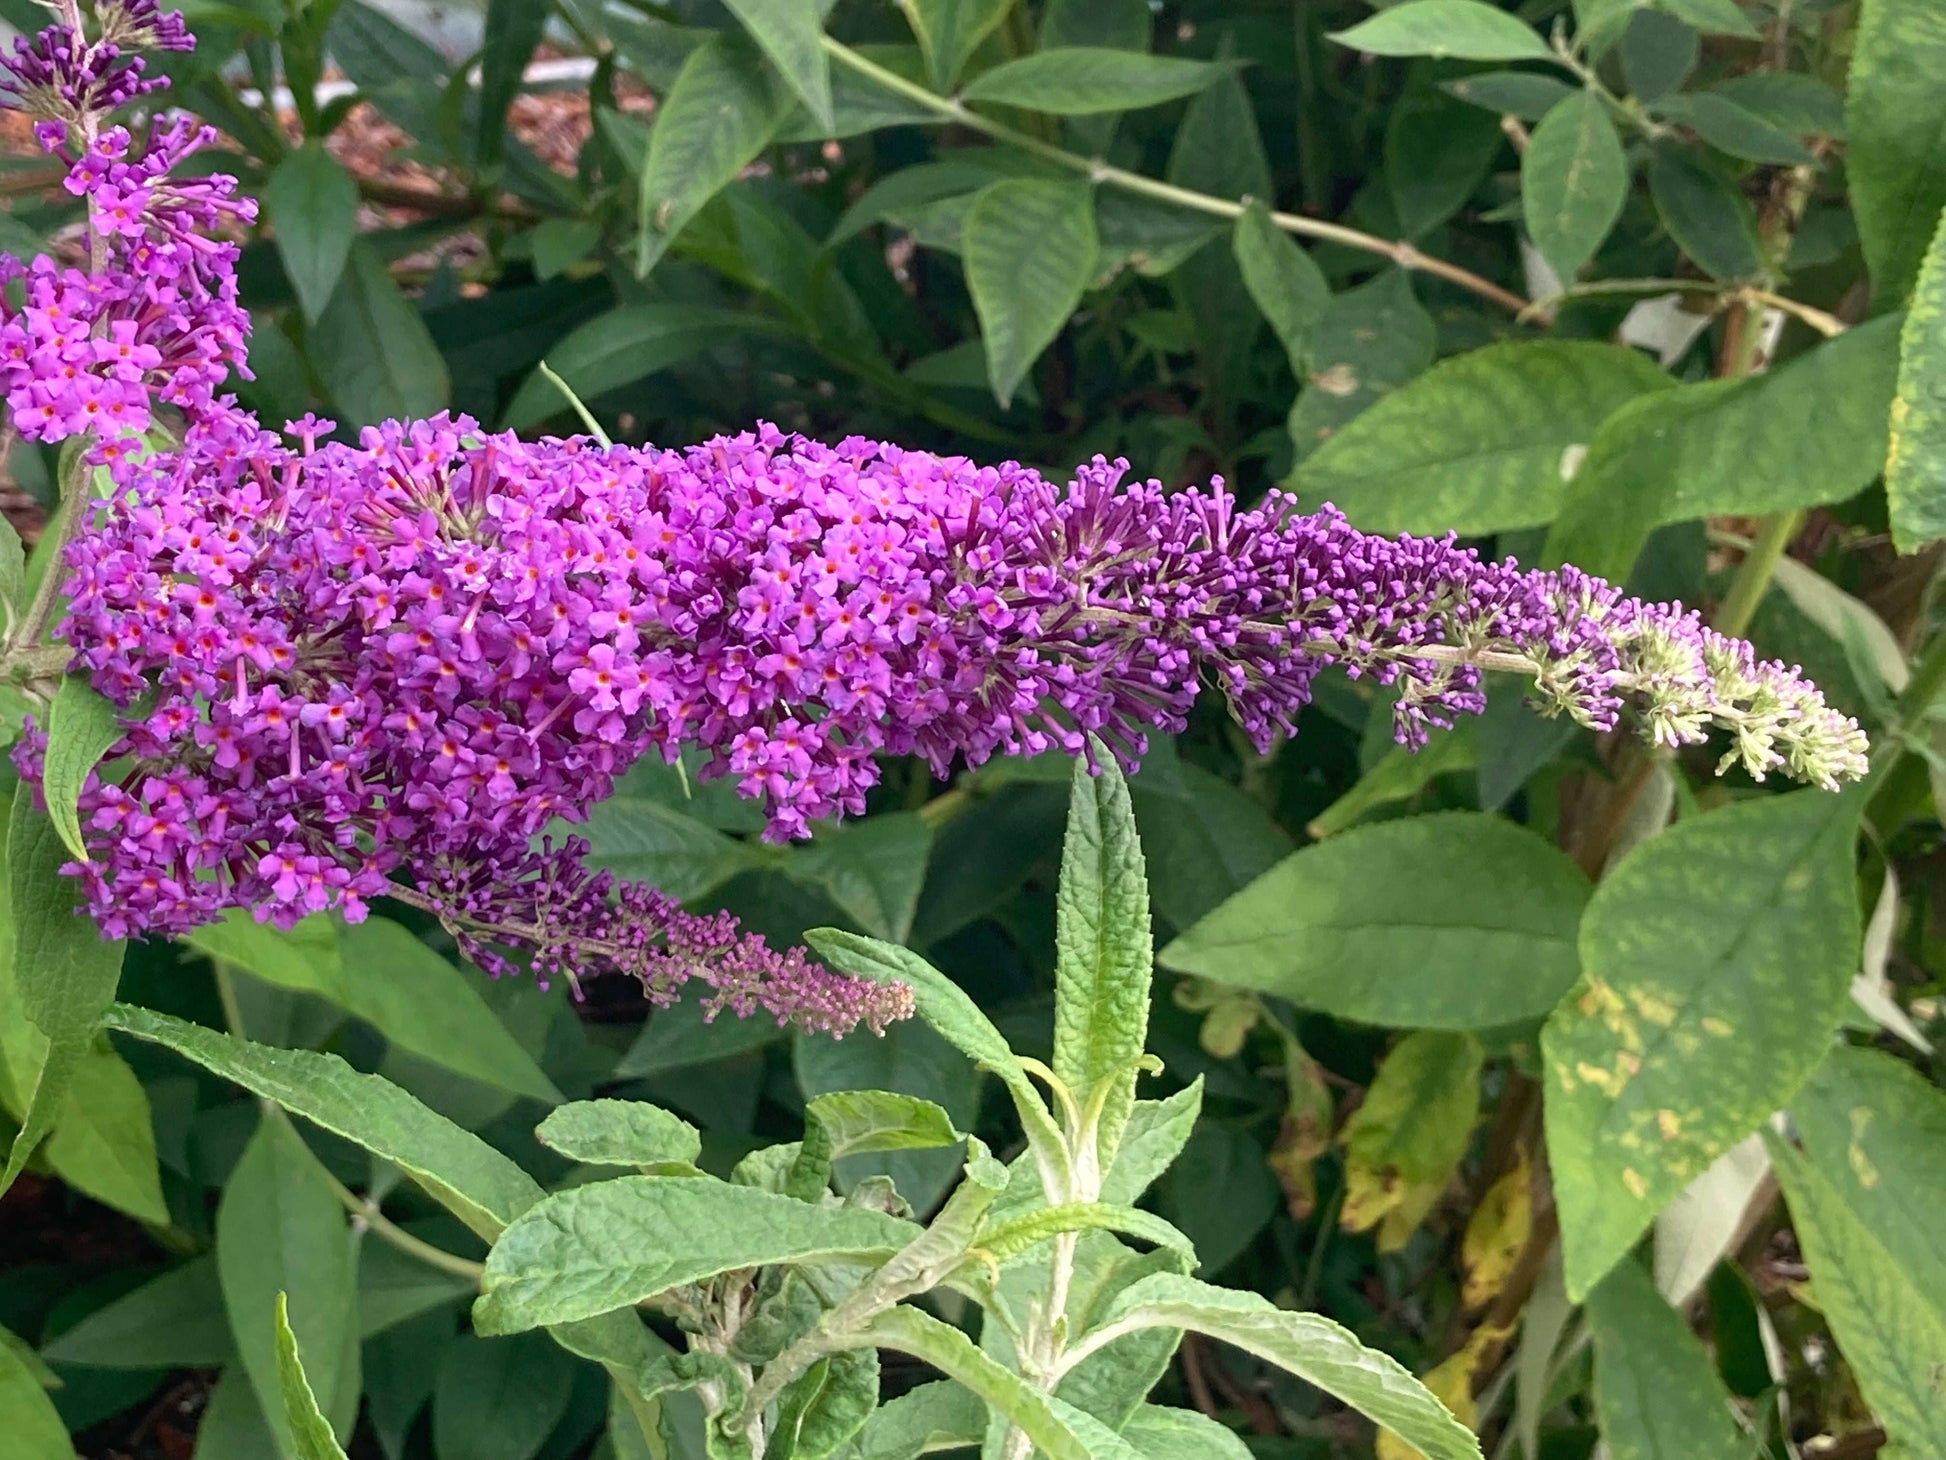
(317, 1163, 487, 1282)
(1713, 509, 1804, 638)
(819, 39, 1531, 317)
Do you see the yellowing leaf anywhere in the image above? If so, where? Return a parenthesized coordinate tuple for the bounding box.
(1340, 1032, 1482, 1247)
(1461, 1158, 1533, 1310)
(1374, 1328, 1492, 1460)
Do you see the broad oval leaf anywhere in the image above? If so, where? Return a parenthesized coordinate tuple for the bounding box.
(961, 50, 1236, 115)
(1887, 206, 1946, 552)
(1654, 92, 1815, 166)
(963, 178, 1098, 408)
(1331, 0, 1554, 61)
(535, 1098, 702, 1168)
(1522, 91, 1629, 283)
(1646, 146, 1763, 281)
(1232, 201, 1329, 379)
(474, 1176, 920, 1333)
(1161, 813, 1590, 1029)
(1587, 1261, 1746, 1460)
(1299, 340, 1669, 535)
(1846, 0, 1946, 303)
(265, 142, 359, 322)
(1097, 1273, 1482, 1459)
(1543, 789, 1864, 1300)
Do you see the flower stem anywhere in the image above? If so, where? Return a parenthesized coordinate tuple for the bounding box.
(819, 38, 1531, 317)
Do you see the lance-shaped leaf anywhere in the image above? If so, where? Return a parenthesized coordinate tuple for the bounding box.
(1887, 205, 1946, 551)
(39, 674, 125, 862)
(1331, 0, 1553, 60)
(1847, 0, 1946, 302)
(961, 51, 1236, 115)
(1587, 1261, 1746, 1460)
(536, 1099, 703, 1169)
(274, 1292, 352, 1460)
(0, 1323, 70, 1460)
(725, 0, 834, 133)
(975, 1202, 1196, 1267)
(474, 1177, 920, 1333)
(1086, 1273, 1481, 1459)
(265, 143, 359, 321)
(964, 178, 1097, 408)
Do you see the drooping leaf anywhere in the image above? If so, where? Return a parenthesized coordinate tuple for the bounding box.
(310, 241, 450, 425)
(636, 36, 790, 277)
(1298, 341, 1669, 535)
(1544, 789, 1864, 1299)
(963, 178, 1097, 408)
(772, 1348, 878, 1460)
(1096, 1274, 1482, 1460)
(1586, 1260, 1746, 1460)
(1340, 1033, 1482, 1251)
(535, 1099, 703, 1169)
(41, 1257, 234, 1369)
(901, 0, 1014, 91)
(1846, 0, 1946, 302)
(962, 51, 1235, 115)
(1386, 89, 1505, 239)
(473, 1176, 920, 1334)
(431, 1331, 578, 1460)
(504, 306, 788, 430)
(723, 0, 834, 133)
(273, 1293, 352, 1460)
(1887, 206, 1946, 552)
(218, 1115, 360, 1452)
(1161, 813, 1590, 1029)
(1052, 752, 1150, 1160)
(1232, 201, 1330, 379)
(0, 1326, 71, 1460)
(1545, 314, 1901, 580)
(1646, 147, 1764, 281)
(1331, 0, 1554, 61)
(1522, 91, 1630, 282)
(1286, 271, 1437, 461)
(1765, 1132, 1946, 1457)
(265, 141, 359, 320)
(787, 813, 934, 944)
(39, 673, 125, 863)
(2, 797, 125, 1193)
(34, 1044, 167, 1225)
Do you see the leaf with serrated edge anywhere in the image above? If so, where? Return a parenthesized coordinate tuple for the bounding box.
(1544, 789, 1864, 1299)
(474, 1176, 920, 1333)
(964, 179, 1097, 409)
(1093, 1273, 1480, 1459)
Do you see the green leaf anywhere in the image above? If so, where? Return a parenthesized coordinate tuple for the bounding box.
(186, 912, 561, 1103)
(219, 1116, 359, 1453)
(1340, 1033, 1482, 1244)
(863, 1306, 1140, 1460)
(310, 240, 450, 425)
(478, 0, 551, 167)
(963, 178, 1097, 408)
(1442, 71, 1578, 119)
(1306, 722, 1480, 840)
(358, 1237, 474, 1337)
(1522, 91, 1629, 282)
(724, 0, 833, 132)
(617, 997, 787, 1078)
(1131, 763, 1293, 931)
(1790, 1046, 1946, 1313)
(804, 1090, 961, 1160)
(2, 796, 125, 1193)
(265, 142, 359, 321)
(1587, 1260, 1745, 1460)
(788, 813, 933, 944)
(37, 1044, 167, 1225)
(1096, 1274, 1482, 1459)
(901, 0, 1014, 91)
(1158, 1125, 1278, 1275)
(1545, 314, 1901, 581)
(1709, 72, 1845, 139)
(1646, 147, 1763, 280)
(1888, 206, 1946, 552)
(103, 1003, 543, 1241)
(274, 1293, 352, 1460)
(1766, 1132, 1946, 1456)
(1386, 89, 1505, 239)
(1053, 752, 1151, 1161)
(0, 1326, 72, 1460)
(0, 513, 24, 616)
(1298, 340, 1669, 536)
(1286, 271, 1436, 462)
(962, 50, 1235, 115)
(1331, 0, 1554, 60)
(773, 1349, 878, 1460)
(1120, 1407, 1254, 1460)
(41, 1257, 233, 1368)
(978, 1202, 1196, 1266)
(1655, 92, 1815, 165)
(574, 793, 769, 902)
(1652, 0, 1758, 38)
(536, 1099, 702, 1169)
(432, 1331, 578, 1460)
(1620, 9, 1697, 102)
(1543, 789, 1864, 1300)
(851, 1380, 983, 1460)
(1233, 200, 1330, 379)
(40, 674, 125, 863)
(637, 36, 790, 277)
(474, 1176, 920, 1334)
(1101, 1081, 1203, 1206)
(1161, 813, 1590, 1029)
(1846, 0, 1946, 300)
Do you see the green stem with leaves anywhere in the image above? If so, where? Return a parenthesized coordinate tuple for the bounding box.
(818, 38, 1532, 317)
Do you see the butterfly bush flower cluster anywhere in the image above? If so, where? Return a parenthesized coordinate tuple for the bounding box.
(0, 6, 1869, 1035)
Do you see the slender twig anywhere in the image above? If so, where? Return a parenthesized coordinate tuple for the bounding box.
(316, 1163, 487, 1282)
(1713, 509, 1805, 638)
(819, 38, 1532, 317)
